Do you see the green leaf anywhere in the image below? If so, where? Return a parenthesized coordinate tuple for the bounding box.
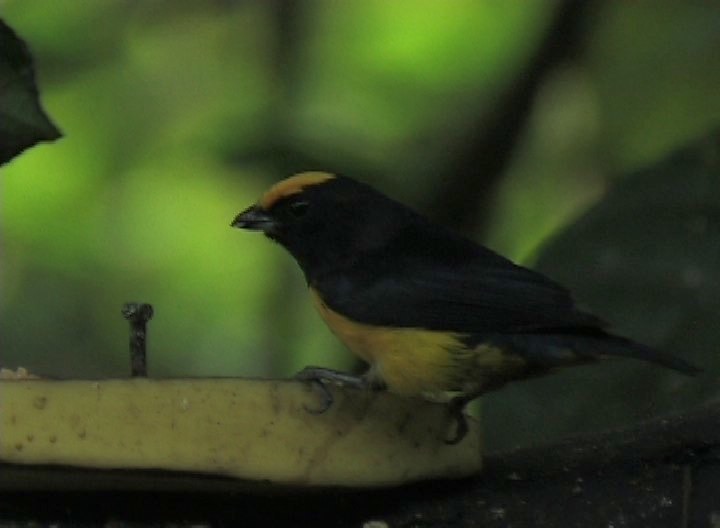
(0, 18, 61, 166)
(485, 130, 720, 451)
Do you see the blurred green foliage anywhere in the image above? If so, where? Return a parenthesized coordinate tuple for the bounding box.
(1, 1, 719, 450)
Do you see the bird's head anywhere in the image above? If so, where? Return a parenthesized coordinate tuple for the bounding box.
(232, 172, 412, 277)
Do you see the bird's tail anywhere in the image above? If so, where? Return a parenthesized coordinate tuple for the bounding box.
(571, 334, 701, 375)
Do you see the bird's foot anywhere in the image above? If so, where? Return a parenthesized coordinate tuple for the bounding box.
(444, 391, 485, 445)
(295, 366, 371, 414)
(445, 398, 469, 445)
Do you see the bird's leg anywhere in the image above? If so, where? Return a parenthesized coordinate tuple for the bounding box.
(295, 366, 368, 388)
(445, 391, 483, 445)
(295, 366, 384, 414)
(445, 374, 511, 444)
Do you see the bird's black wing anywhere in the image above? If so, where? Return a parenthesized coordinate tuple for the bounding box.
(313, 224, 605, 335)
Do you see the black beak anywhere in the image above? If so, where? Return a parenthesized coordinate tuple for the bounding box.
(231, 205, 275, 231)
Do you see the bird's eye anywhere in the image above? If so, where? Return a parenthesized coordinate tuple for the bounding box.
(289, 200, 309, 217)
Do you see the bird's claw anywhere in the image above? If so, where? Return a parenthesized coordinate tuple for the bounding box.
(294, 366, 360, 415)
(444, 396, 473, 445)
(445, 406, 469, 445)
(303, 379, 334, 414)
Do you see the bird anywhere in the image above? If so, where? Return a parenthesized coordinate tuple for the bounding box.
(231, 172, 699, 443)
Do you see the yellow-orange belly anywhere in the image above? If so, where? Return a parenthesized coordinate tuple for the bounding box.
(309, 289, 466, 394)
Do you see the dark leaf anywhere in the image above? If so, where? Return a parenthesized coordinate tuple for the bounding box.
(485, 130, 720, 451)
(0, 18, 62, 166)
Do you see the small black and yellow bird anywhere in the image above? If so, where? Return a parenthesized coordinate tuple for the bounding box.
(232, 172, 699, 442)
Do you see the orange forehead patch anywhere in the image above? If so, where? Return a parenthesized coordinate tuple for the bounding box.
(259, 172, 336, 209)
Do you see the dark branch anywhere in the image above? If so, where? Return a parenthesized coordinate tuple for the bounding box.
(425, 0, 597, 235)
